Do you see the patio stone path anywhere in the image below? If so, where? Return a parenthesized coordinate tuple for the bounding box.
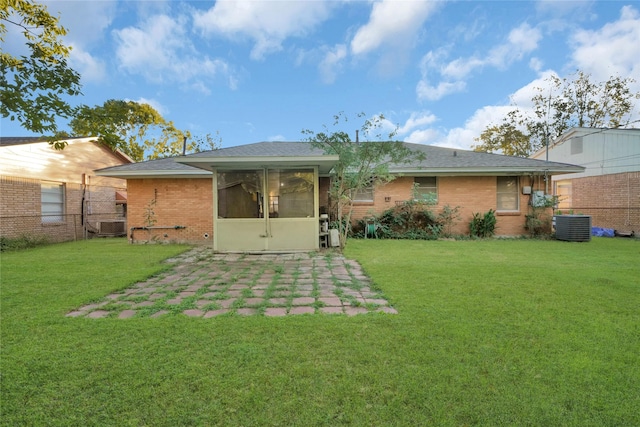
(67, 247, 397, 318)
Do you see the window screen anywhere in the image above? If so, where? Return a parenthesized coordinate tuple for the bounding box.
(414, 177, 437, 201)
(496, 176, 519, 211)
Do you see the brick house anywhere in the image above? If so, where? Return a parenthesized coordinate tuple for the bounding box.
(530, 128, 640, 235)
(96, 141, 583, 251)
(0, 137, 131, 243)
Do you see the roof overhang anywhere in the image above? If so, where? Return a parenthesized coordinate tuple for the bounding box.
(390, 166, 585, 176)
(175, 155, 340, 174)
(95, 169, 212, 179)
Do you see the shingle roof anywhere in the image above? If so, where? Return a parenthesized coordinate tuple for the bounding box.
(95, 140, 584, 177)
(393, 142, 582, 172)
(186, 141, 328, 158)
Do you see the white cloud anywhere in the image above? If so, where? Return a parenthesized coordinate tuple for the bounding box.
(319, 44, 348, 84)
(529, 57, 544, 72)
(404, 128, 441, 145)
(193, 0, 333, 60)
(114, 14, 235, 93)
(69, 45, 106, 83)
(444, 23, 542, 79)
(432, 105, 514, 150)
(350, 0, 439, 56)
(570, 5, 640, 84)
(417, 22, 543, 101)
(397, 111, 438, 135)
(416, 79, 466, 101)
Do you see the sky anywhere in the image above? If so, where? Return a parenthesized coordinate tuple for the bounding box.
(3, 0, 640, 151)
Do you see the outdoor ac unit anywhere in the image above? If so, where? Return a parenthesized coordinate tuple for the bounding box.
(554, 215, 591, 242)
(97, 220, 126, 236)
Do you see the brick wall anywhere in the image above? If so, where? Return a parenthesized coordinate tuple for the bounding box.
(1, 176, 125, 242)
(127, 178, 213, 244)
(349, 175, 549, 236)
(567, 171, 639, 234)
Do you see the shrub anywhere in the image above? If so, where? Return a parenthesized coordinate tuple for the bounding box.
(469, 209, 496, 238)
(0, 234, 50, 252)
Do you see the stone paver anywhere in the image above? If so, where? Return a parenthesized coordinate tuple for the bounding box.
(67, 247, 396, 318)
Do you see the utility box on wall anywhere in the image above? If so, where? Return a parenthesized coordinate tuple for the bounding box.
(554, 215, 591, 242)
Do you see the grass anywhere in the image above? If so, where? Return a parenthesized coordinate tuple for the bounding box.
(1, 237, 639, 426)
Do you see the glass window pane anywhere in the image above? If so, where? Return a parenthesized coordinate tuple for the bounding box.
(41, 182, 64, 223)
(496, 176, 519, 211)
(268, 169, 314, 218)
(414, 177, 437, 201)
(217, 170, 264, 218)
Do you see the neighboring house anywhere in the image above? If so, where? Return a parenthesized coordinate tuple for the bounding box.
(96, 141, 582, 251)
(531, 128, 640, 234)
(0, 137, 132, 243)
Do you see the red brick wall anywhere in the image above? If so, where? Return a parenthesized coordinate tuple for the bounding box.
(566, 172, 639, 234)
(127, 178, 213, 244)
(350, 175, 549, 236)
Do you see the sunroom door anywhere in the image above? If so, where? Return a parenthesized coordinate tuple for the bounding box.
(266, 168, 318, 251)
(214, 168, 318, 251)
(216, 169, 268, 251)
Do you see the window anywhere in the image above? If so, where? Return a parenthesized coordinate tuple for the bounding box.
(217, 169, 314, 218)
(352, 186, 374, 203)
(414, 177, 437, 202)
(217, 170, 263, 218)
(496, 176, 519, 211)
(41, 182, 65, 223)
(555, 180, 572, 210)
(267, 169, 314, 218)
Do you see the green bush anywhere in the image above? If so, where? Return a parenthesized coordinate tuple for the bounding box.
(353, 200, 462, 240)
(469, 209, 496, 238)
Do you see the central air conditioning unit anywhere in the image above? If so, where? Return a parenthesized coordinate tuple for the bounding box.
(554, 215, 591, 242)
(97, 220, 126, 236)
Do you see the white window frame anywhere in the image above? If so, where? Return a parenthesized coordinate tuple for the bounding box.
(496, 176, 519, 212)
(41, 181, 65, 223)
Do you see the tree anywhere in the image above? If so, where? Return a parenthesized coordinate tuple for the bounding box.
(68, 99, 195, 162)
(302, 112, 423, 248)
(1, 0, 82, 134)
(474, 121, 530, 158)
(474, 71, 640, 157)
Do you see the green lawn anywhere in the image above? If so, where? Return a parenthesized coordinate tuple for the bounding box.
(1, 238, 638, 426)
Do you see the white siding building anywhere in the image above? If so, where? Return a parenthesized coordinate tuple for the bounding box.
(531, 128, 640, 234)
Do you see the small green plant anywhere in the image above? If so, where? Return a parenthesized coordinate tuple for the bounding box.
(437, 204, 461, 237)
(469, 209, 496, 238)
(144, 197, 157, 227)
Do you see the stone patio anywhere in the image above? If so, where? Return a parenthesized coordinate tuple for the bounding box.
(66, 247, 397, 318)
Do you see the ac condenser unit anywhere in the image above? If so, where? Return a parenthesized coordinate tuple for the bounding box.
(554, 215, 591, 242)
(97, 220, 126, 236)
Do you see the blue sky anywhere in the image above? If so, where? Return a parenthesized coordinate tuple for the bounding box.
(3, 0, 639, 150)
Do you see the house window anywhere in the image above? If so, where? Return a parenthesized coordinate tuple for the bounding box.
(352, 185, 374, 203)
(41, 182, 65, 223)
(555, 180, 572, 210)
(414, 177, 437, 202)
(496, 176, 519, 211)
